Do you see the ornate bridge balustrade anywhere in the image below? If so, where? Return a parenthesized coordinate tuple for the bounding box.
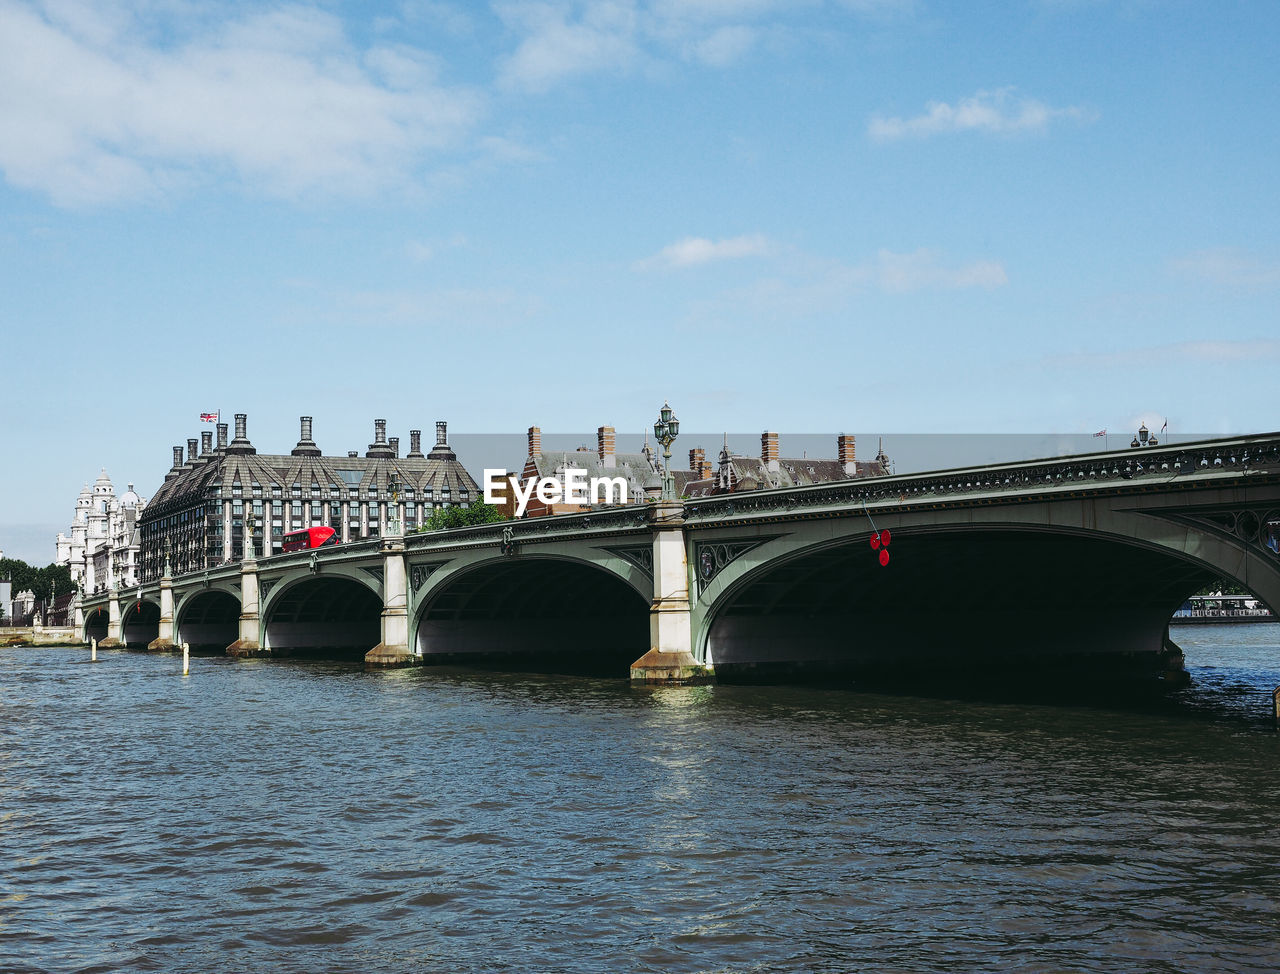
(75, 432, 1280, 688)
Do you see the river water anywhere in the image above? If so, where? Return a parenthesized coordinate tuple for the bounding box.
(4, 626, 1280, 973)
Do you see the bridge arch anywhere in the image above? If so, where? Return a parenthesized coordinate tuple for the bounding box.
(694, 506, 1280, 685)
(175, 589, 242, 654)
(413, 554, 650, 675)
(84, 607, 109, 644)
(260, 573, 382, 660)
(120, 598, 161, 648)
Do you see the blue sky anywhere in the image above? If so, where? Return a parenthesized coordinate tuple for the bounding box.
(1, 0, 1277, 564)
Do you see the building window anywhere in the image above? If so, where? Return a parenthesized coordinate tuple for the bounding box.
(272, 486, 282, 498)
(252, 483, 262, 497)
(292, 484, 301, 497)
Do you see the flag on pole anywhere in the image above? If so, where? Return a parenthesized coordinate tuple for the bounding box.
(1093, 429, 1106, 437)
(1161, 419, 1168, 432)
(200, 412, 219, 423)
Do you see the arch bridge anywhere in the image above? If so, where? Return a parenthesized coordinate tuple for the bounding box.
(78, 433, 1280, 689)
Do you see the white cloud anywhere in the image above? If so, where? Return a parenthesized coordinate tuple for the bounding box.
(872, 248, 1007, 292)
(0, 1, 484, 206)
(495, 0, 898, 92)
(635, 233, 774, 269)
(869, 87, 1091, 141)
(689, 24, 757, 66)
(1170, 249, 1280, 288)
(495, 1, 643, 92)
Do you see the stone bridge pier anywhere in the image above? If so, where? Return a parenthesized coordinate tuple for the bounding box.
(629, 500, 707, 683)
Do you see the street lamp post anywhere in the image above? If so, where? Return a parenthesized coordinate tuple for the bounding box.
(653, 402, 680, 501)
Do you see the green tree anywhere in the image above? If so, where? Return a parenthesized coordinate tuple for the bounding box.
(0, 559, 74, 602)
(416, 501, 507, 533)
(0, 558, 36, 596)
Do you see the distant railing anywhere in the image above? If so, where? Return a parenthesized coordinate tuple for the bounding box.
(684, 432, 1280, 521)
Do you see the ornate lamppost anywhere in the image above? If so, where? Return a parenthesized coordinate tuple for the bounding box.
(387, 477, 402, 536)
(653, 401, 680, 501)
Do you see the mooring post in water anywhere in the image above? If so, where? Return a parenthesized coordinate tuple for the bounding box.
(91, 638, 97, 662)
(182, 641, 190, 677)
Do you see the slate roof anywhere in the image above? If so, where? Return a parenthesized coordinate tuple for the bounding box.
(145, 443, 480, 515)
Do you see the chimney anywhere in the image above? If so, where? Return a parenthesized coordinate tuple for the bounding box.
(838, 434, 856, 476)
(366, 419, 394, 459)
(186, 438, 198, 466)
(348, 451, 359, 458)
(597, 426, 616, 467)
(201, 431, 213, 457)
(690, 447, 712, 480)
(227, 413, 255, 454)
(762, 431, 780, 471)
(407, 429, 424, 458)
(165, 446, 183, 480)
(292, 416, 321, 457)
(427, 420, 456, 460)
(389, 436, 399, 458)
(216, 423, 228, 451)
(528, 426, 542, 459)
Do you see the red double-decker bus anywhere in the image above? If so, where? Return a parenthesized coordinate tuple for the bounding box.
(281, 526, 338, 553)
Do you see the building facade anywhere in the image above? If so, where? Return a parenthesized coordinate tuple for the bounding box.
(677, 432, 890, 498)
(516, 425, 664, 518)
(55, 470, 147, 594)
(138, 415, 481, 581)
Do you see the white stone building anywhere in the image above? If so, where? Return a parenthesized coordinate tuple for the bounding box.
(55, 470, 147, 595)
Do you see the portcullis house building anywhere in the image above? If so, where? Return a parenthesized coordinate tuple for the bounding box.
(138, 414, 480, 582)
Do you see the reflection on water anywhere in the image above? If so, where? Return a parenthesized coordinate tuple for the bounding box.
(2, 626, 1279, 973)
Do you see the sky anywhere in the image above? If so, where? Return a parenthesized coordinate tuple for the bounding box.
(1, 0, 1277, 564)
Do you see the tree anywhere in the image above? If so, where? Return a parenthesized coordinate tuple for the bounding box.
(416, 502, 507, 532)
(0, 559, 73, 602)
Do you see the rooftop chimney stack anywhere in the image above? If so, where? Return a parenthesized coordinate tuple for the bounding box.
(389, 436, 399, 458)
(690, 447, 712, 480)
(528, 426, 542, 459)
(408, 430, 424, 458)
(164, 447, 182, 481)
(427, 420, 456, 460)
(201, 431, 213, 456)
(291, 415, 321, 457)
(366, 419, 394, 458)
(227, 413, 256, 454)
(348, 451, 359, 458)
(186, 438, 198, 465)
(838, 434, 857, 477)
(762, 431, 780, 472)
(598, 426, 616, 467)
(216, 423, 228, 451)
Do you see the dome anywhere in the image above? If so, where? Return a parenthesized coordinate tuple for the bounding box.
(93, 469, 115, 495)
(77, 484, 92, 507)
(120, 483, 144, 508)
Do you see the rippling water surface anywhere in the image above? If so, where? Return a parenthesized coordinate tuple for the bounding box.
(4, 627, 1280, 973)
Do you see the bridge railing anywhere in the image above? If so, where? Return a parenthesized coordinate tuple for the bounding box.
(683, 432, 1280, 520)
(404, 505, 652, 550)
